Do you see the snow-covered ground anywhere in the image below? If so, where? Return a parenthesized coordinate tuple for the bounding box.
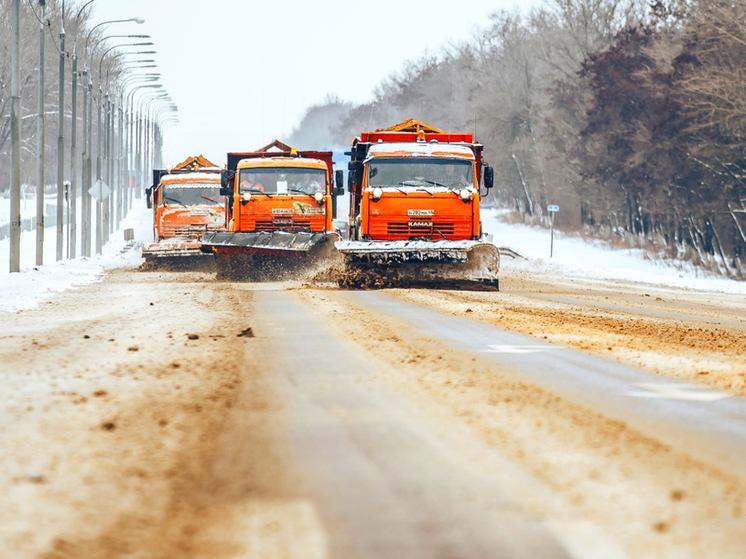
(1, 203, 745, 314)
(481, 209, 746, 294)
(0, 200, 151, 313)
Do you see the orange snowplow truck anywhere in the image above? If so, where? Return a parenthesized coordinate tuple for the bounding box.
(200, 141, 343, 280)
(337, 119, 500, 289)
(143, 155, 225, 264)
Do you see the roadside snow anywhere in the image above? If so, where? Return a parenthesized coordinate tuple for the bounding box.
(482, 208, 746, 295)
(0, 202, 153, 313)
(2, 203, 745, 314)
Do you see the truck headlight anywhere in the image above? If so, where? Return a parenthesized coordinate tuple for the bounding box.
(459, 188, 471, 202)
(314, 191, 324, 203)
(242, 193, 251, 202)
(372, 187, 383, 201)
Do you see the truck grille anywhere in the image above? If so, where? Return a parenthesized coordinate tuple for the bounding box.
(161, 224, 221, 238)
(254, 219, 313, 232)
(386, 221, 455, 237)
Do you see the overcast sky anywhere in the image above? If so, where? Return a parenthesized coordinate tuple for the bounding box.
(92, 0, 538, 165)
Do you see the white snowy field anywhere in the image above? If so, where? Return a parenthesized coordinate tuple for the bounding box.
(1, 203, 745, 314)
(481, 209, 746, 294)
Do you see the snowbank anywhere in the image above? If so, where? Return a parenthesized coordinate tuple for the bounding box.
(0, 203, 153, 313)
(482, 208, 746, 295)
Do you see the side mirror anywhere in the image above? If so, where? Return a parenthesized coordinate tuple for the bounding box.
(334, 170, 345, 195)
(483, 165, 494, 190)
(348, 161, 363, 191)
(145, 187, 152, 209)
(220, 169, 233, 196)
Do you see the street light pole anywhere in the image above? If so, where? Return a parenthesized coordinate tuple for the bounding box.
(56, 2, 66, 261)
(9, 0, 21, 272)
(83, 17, 145, 254)
(125, 82, 162, 211)
(36, 0, 46, 266)
(69, 0, 96, 259)
(70, 46, 78, 258)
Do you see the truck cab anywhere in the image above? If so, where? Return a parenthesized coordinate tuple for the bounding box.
(346, 121, 493, 243)
(356, 142, 483, 241)
(225, 154, 335, 234)
(143, 158, 225, 263)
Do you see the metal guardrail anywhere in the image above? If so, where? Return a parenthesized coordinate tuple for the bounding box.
(0, 203, 59, 240)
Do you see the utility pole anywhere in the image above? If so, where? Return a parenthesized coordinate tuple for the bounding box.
(56, 4, 66, 261)
(104, 91, 111, 242)
(81, 71, 89, 256)
(36, 0, 46, 266)
(69, 0, 95, 259)
(96, 83, 102, 254)
(87, 78, 94, 256)
(9, 0, 21, 272)
(70, 39, 78, 258)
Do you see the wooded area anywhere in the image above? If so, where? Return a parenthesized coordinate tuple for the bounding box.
(289, 0, 746, 278)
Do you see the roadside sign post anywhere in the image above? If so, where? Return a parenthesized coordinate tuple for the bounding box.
(547, 205, 559, 258)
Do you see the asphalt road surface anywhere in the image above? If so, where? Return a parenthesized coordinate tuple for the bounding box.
(2, 265, 745, 558)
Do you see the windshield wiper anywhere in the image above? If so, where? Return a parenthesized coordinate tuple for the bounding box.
(397, 182, 435, 196)
(164, 196, 186, 206)
(286, 188, 311, 195)
(244, 189, 272, 198)
(421, 180, 449, 188)
(202, 195, 219, 203)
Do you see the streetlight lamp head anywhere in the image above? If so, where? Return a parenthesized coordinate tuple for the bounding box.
(133, 18, 145, 24)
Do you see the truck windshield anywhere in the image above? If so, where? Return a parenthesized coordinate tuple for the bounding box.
(367, 158, 474, 190)
(238, 168, 327, 195)
(161, 184, 222, 206)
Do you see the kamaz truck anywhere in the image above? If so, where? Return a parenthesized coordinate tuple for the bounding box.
(337, 120, 500, 289)
(200, 141, 343, 280)
(143, 155, 224, 266)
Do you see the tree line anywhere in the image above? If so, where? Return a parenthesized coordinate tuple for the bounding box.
(0, 0, 119, 196)
(289, 0, 746, 278)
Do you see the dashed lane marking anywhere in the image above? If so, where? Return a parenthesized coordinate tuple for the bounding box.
(627, 382, 730, 402)
(480, 344, 555, 354)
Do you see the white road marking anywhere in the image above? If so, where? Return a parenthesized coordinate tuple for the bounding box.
(481, 344, 554, 354)
(627, 382, 729, 402)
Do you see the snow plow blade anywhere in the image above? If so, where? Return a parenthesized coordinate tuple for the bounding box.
(200, 231, 339, 258)
(141, 241, 215, 271)
(201, 231, 341, 281)
(335, 239, 500, 290)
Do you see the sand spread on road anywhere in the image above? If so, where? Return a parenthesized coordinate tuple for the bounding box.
(295, 287, 746, 559)
(0, 270, 311, 559)
(3, 260, 746, 558)
(375, 265, 746, 397)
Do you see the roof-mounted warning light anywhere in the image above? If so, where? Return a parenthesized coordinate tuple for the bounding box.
(416, 130, 426, 142)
